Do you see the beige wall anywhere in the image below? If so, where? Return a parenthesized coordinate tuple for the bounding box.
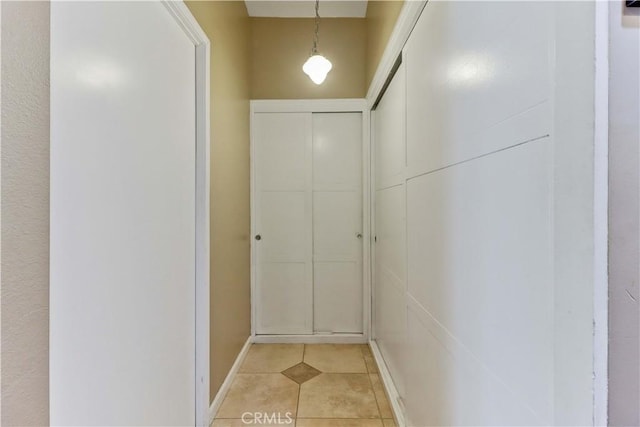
(250, 18, 366, 99)
(365, 0, 404, 88)
(249, 2, 404, 99)
(0, 1, 51, 425)
(186, 1, 252, 403)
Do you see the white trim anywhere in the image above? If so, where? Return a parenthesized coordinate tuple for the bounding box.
(0, 2, 3, 422)
(365, 1, 426, 109)
(304, 113, 315, 335)
(162, 1, 209, 45)
(251, 98, 367, 114)
(362, 109, 372, 339)
(369, 340, 406, 427)
(593, 1, 609, 425)
(250, 99, 370, 340)
(162, 3, 211, 426)
(369, 110, 377, 342)
(208, 337, 253, 426)
(253, 334, 367, 344)
(250, 101, 257, 337)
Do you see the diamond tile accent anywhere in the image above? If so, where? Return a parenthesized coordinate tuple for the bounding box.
(281, 362, 321, 384)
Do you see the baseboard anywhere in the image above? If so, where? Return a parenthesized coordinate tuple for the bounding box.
(369, 340, 406, 427)
(208, 336, 253, 426)
(252, 334, 368, 344)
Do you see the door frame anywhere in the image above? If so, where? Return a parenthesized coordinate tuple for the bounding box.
(249, 99, 370, 343)
(160, 3, 210, 425)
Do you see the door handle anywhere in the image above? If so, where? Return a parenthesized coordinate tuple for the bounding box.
(255, 234, 261, 241)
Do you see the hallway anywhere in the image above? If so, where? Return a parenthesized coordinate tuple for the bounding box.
(213, 344, 397, 426)
(2, 0, 634, 425)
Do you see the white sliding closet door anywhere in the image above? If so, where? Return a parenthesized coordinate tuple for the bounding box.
(254, 113, 313, 335)
(313, 113, 363, 333)
(372, 1, 602, 425)
(373, 63, 407, 398)
(253, 109, 363, 335)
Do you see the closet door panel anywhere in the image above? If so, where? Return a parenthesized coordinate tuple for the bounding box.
(313, 192, 361, 260)
(375, 185, 406, 284)
(254, 112, 312, 334)
(375, 64, 406, 190)
(259, 263, 310, 334)
(373, 62, 408, 399)
(314, 262, 363, 333)
(405, 1, 551, 177)
(260, 192, 307, 262)
(255, 113, 307, 191)
(406, 140, 553, 419)
(313, 113, 362, 191)
(312, 112, 363, 333)
(375, 266, 407, 398)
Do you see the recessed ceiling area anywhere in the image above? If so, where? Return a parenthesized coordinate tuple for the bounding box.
(244, 0, 368, 18)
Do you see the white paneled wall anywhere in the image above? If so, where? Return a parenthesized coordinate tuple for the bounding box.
(405, 1, 551, 177)
(373, 1, 599, 426)
(405, 140, 553, 425)
(374, 62, 407, 399)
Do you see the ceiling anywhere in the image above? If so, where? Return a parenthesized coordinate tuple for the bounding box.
(244, 0, 368, 18)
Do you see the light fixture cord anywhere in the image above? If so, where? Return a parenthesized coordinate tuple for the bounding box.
(312, 0, 320, 54)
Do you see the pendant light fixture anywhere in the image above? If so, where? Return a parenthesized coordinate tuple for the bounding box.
(302, 0, 332, 85)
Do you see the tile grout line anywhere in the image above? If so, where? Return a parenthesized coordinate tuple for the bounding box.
(294, 344, 305, 425)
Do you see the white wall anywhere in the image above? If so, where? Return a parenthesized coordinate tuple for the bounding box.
(373, 61, 407, 400)
(0, 1, 50, 425)
(50, 2, 198, 424)
(608, 2, 640, 425)
(373, 2, 600, 425)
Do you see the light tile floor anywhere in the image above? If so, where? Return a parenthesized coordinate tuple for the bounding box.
(213, 344, 397, 427)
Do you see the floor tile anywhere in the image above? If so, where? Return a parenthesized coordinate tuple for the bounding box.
(240, 344, 304, 373)
(360, 345, 378, 374)
(282, 362, 321, 384)
(211, 420, 246, 427)
(382, 419, 397, 427)
(304, 344, 367, 373)
(212, 418, 293, 427)
(369, 374, 393, 419)
(216, 373, 299, 419)
(298, 373, 380, 419)
(296, 419, 384, 427)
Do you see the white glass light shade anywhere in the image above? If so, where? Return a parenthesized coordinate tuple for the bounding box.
(302, 54, 332, 85)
